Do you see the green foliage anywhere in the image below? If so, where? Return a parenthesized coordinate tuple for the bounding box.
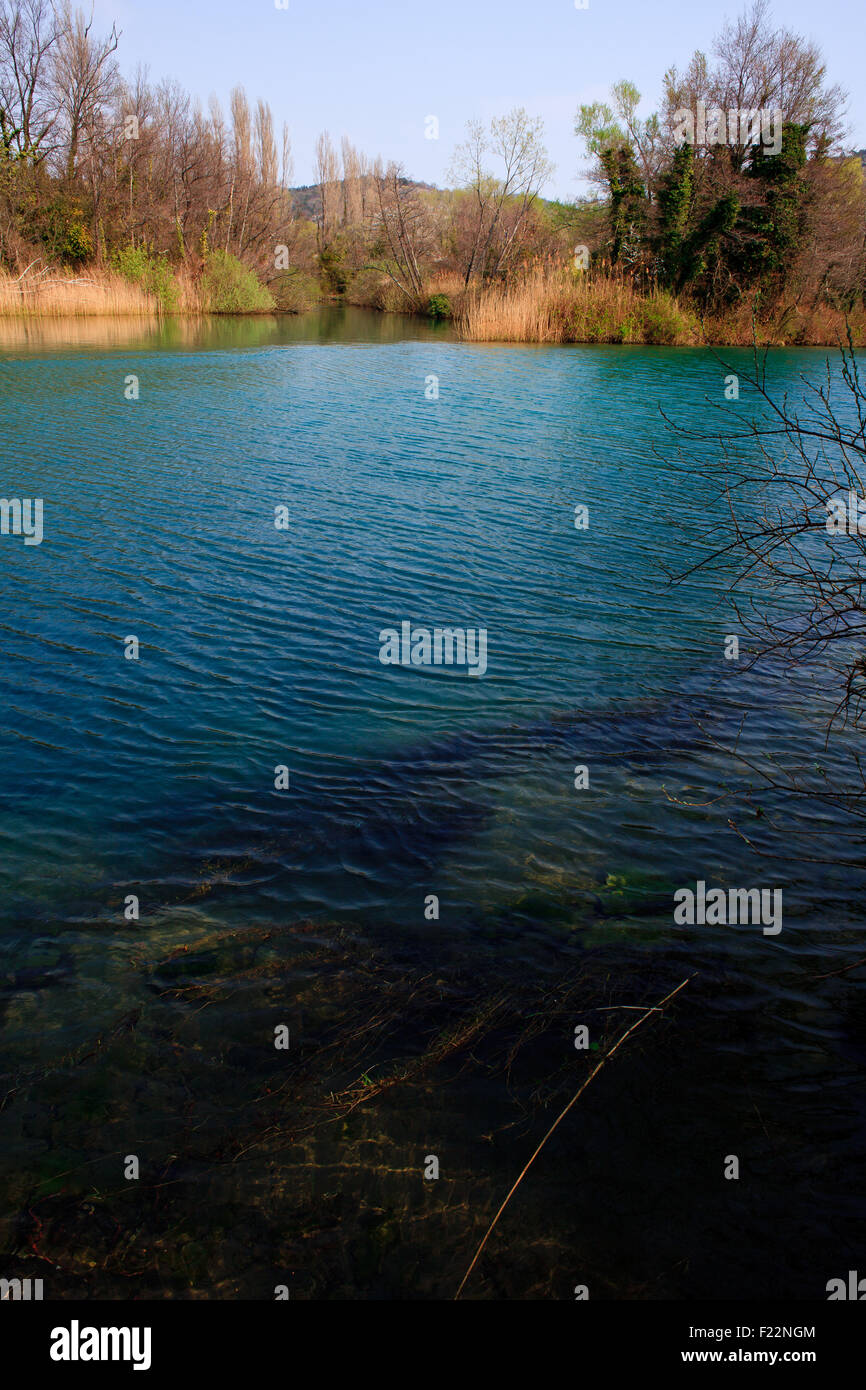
(201, 251, 274, 313)
(546, 197, 607, 240)
(40, 201, 94, 265)
(557, 297, 635, 344)
(598, 144, 648, 267)
(738, 123, 810, 283)
(426, 293, 452, 319)
(658, 122, 808, 308)
(549, 281, 695, 345)
(111, 245, 179, 310)
(639, 291, 695, 344)
(61, 221, 93, 264)
(270, 269, 321, 312)
(672, 192, 740, 301)
(319, 241, 349, 294)
(655, 143, 694, 288)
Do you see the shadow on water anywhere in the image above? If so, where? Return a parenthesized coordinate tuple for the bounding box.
(5, 681, 725, 936)
(2, 669, 864, 1299)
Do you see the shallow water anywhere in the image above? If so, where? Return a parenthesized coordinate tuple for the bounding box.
(0, 308, 863, 1298)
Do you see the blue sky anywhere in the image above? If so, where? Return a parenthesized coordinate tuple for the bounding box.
(91, 0, 865, 200)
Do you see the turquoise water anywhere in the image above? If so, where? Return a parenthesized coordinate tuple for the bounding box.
(0, 310, 863, 1299)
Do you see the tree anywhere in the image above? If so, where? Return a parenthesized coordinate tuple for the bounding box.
(598, 143, 648, 270)
(314, 129, 340, 254)
(369, 159, 431, 308)
(51, 2, 119, 182)
(663, 0, 847, 166)
(662, 331, 866, 863)
(576, 80, 664, 194)
(655, 141, 695, 286)
(0, 0, 61, 161)
(736, 121, 809, 288)
(449, 107, 553, 286)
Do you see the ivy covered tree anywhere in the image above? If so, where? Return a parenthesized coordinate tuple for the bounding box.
(598, 143, 648, 269)
(736, 122, 810, 288)
(655, 142, 694, 286)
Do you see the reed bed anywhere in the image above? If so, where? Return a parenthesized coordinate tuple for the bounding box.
(455, 263, 866, 347)
(3, 259, 862, 346)
(0, 265, 202, 317)
(456, 265, 697, 345)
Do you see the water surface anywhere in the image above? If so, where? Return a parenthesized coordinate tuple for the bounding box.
(0, 308, 863, 1299)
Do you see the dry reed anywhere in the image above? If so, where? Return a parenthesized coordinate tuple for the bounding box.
(455, 263, 866, 347)
(0, 264, 202, 317)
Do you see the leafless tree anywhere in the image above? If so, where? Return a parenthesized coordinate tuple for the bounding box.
(661, 329, 866, 861)
(370, 159, 432, 307)
(314, 129, 340, 252)
(450, 107, 553, 286)
(51, 2, 119, 181)
(663, 0, 848, 164)
(0, 0, 61, 160)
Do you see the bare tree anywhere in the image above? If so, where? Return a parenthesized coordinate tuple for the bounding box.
(450, 107, 553, 286)
(51, 2, 119, 181)
(255, 98, 277, 188)
(663, 0, 848, 164)
(280, 120, 292, 190)
(661, 330, 866, 862)
(341, 135, 362, 228)
(0, 0, 61, 161)
(370, 159, 431, 307)
(314, 129, 340, 252)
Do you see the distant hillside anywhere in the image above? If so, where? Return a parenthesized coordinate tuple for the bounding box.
(289, 177, 439, 222)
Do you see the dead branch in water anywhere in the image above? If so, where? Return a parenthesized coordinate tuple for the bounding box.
(454, 974, 695, 1299)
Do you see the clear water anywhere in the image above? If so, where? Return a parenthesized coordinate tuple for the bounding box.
(0, 309, 863, 1299)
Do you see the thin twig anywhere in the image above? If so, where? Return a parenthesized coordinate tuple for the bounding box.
(453, 974, 695, 1300)
(810, 956, 866, 981)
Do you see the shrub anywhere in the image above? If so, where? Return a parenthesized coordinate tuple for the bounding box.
(111, 245, 179, 311)
(40, 202, 93, 265)
(270, 270, 321, 312)
(201, 251, 274, 313)
(639, 292, 694, 345)
(344, 267, 387, 307)
(319, 243, 349, 295)
(426, 293, 452, 319)
(62, 221, 93, 265)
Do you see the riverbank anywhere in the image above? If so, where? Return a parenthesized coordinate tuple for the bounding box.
(1, 262, 863, 347)
(452, 265, 866, 347)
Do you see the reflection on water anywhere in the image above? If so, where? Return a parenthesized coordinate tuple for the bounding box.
(0, 305, 455, 355)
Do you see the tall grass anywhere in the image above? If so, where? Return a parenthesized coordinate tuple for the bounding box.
(0, 259, 263, 317)
(0, 266, 165, 317)
(457, 265, 697, 344)
(700, 297, 866, 347)
(4, 257, 863, 344)
(459, 268, 558, 342)
(455, 263, 866, 347)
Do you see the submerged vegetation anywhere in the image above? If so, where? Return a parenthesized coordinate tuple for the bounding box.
(0, 869, 743, 1298)
(0, 1, 863, 340)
